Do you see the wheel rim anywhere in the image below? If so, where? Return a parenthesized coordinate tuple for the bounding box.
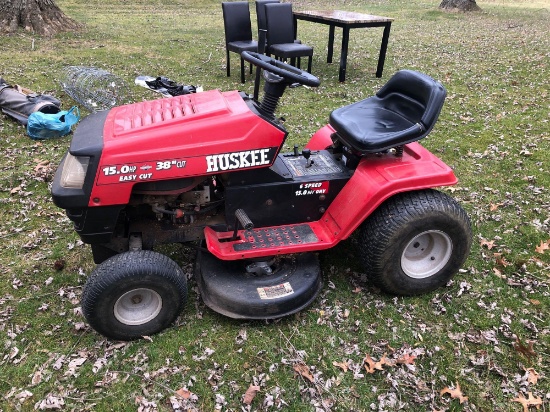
(401, 230, 453, 279)
(114, 288, 163, 326)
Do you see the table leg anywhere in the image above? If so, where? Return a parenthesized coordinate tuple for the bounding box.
(339, 25, 350, 82)
(376, 22, 392, 78)
(327, 25, 335, 63)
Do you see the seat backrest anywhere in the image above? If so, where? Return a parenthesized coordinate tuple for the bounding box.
(255, 0, 279, 33)
(376, 70, 446, 130)
(265, 3, 295, 46)
(222, 1, 253, 44)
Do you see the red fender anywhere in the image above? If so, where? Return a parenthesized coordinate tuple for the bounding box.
(322, 141, 457, 241)
(306, 124, 335, 150)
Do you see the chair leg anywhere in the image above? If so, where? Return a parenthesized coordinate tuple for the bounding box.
(307, 56, 312, 73)
(240, 57, 245, 83)
(290, 57, 296, 67)
(249, 62, 253, 75)
(297, 57, 301, 69)
(226, 50, 231, 77)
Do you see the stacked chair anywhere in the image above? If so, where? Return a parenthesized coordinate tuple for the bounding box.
(255, 0, 280, 45)
(222, 1, 313, 82)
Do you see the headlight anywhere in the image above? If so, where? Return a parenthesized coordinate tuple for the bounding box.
(60, 153, 90, 189)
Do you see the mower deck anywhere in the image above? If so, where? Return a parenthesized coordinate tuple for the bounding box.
(195, 251, 322, 319)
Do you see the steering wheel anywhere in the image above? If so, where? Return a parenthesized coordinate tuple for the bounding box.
(242, 51, 320, 88)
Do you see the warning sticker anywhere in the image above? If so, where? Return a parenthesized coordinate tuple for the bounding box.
(257, 282, 294, 300)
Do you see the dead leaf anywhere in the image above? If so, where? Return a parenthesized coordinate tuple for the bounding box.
(395, 353, 417, 365)
(34, 160, 50, 172)
(494, 253, 511, 267)
(293, 362, 315, 383)
(534, 239, 550, 254)
(480, 238, 496, 249)
(243, 385, 261, 405)
(9, 346, 19, 360)
(134, 395, 157, 411)
(512, 392, 543, 412)
(31, 370, 43, 385)
(525, 368, 539, 385)
(176, 388, 191, 399)
(363, 354, 389, 374)
(64, 357, 86, 376)
(530, 257, 547, 270)
(493, 267, 504, 278)
(513, 338, 537, 360)
(332, 360, 349, 372)
(14, 390, 33, 400)
(35, 393, 65, 410)
(440, 381, 468, 404)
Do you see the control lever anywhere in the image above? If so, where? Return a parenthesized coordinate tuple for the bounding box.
(302, 148, 314, 168)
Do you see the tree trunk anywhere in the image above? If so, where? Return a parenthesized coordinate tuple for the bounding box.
(0, 0, 81, 36)
(439, 0, 481, 11)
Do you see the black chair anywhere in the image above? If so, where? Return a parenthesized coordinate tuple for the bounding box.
(265, 3, 313, 72)
(256, 0, 301, 46)
(329, 70, 447, 155)
(222, 1, 258, 83)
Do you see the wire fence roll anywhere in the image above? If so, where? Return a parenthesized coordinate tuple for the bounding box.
(61, 66, 128, 112)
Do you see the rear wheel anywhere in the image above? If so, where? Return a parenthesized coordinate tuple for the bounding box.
(358, 189, 471, 295)
(81, 250, 187, 340)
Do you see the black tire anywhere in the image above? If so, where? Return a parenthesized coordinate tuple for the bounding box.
(358, 189, 472, 295)
(81, 251, 187, 340)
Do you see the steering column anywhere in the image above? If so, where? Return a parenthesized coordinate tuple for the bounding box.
(241, 51, 320, 118)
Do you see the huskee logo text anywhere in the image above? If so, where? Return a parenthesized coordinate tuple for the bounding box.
(206, 148, 272, 172)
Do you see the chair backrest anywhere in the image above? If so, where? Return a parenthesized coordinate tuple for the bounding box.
(255, 0, 279, 32)
(265, 3, 295, 46)
(222, 1, 253, 44)
(376, 70, 446, 130)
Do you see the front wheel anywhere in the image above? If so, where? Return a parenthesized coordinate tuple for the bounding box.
(358, 189, 472, 295)
(81, 250, 188, 340)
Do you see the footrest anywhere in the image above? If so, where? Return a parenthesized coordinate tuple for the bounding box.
(235, 224, 318, 251)
(204, 221, 336, 260)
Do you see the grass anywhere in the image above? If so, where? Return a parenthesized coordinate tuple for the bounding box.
(1, 0, 549, 410)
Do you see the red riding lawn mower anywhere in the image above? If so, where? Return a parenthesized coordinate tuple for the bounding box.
(52, 52, 472, 340)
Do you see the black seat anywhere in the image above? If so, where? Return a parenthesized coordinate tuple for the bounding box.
(222, 1, 258, 83)
(329, 70, 447, 154)
(265, 3, 313, 72)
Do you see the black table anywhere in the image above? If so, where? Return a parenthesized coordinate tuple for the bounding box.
(293, 10, 393, 82)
